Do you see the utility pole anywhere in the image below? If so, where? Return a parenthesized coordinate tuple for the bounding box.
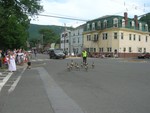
(64, 23, 66, 52)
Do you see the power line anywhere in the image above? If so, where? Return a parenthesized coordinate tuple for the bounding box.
(37, 14, 88, 22)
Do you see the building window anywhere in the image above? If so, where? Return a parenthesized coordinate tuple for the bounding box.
(138, 48, 142, 53)
(99, 48, 104, 52)
(145, 24, 148, 31)
(122, 19, 125, 27)
(114, 32, 117, 39)
(90, 48, 93, 52)
(123, 48, 126, 52)
(87, 35, 91, 41)
(92, 22, 95, 30)
(107, 47, 112, 52)
(94, 48, 96, 52)
(139, 35, 141, 41)
(146, 36, 148, 42)
(133, 34, 136, 41)
(121, 33, 124, 39)
(113, 18, 118, 27)
(98, 21, 101, 29)
(139, 23, 142, 30)
(131, 21, 135, 27)
(129, 34, 132, 40)
(103, 20, 107, 28)
(66, 40, 69, 43)
(94, 34, 99, 41)
(87, 23, 90, 30)
(129, 47, 132, 52)
(78, 37, 80, 43)
(144, 48, 146, 53)
(103, 33, 108, 40)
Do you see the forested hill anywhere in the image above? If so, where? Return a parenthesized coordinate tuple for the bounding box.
(28, 24, 73, 39)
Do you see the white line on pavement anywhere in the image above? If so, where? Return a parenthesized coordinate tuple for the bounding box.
(8, 68, 26, 94)
(0, 72, 13, 92)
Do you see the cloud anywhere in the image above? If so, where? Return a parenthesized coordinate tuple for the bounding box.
(30, 0, 150, 27)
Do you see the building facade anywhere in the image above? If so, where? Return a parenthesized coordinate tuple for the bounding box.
(60, 29, 71, 55)
(70, 25, 84, 56)
(83, 12, 150, 57)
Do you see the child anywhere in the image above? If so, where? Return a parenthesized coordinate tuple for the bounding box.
(26, 52, 31, 69)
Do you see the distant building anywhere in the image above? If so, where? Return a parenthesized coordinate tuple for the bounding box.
(70, 25, 84, 56)
(83, 12, 150, 57)
(60, 29, 71, 55)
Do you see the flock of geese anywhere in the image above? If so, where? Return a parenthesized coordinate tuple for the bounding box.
(67, 60, 95, 71)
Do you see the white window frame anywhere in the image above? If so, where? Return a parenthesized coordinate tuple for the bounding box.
(103, 20, 107, 28)
(113, 18, 118, 27)
(92, 22, 95, 30)
(122, 19, 125, 27)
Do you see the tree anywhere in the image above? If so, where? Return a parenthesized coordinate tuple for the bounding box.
(0, 0, 43, 49)
(39, 28, 59, 47)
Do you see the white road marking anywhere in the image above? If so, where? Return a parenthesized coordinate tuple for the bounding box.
(8, 68, 26, 94)
(0, 72, 13, 92)
(38, 67, 85, 113)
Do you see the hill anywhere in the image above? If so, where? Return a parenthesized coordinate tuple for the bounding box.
(28, 24, 73, 39)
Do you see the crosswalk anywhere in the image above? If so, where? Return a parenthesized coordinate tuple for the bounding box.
(0, 71, 13, 92)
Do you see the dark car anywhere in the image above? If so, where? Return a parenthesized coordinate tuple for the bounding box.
(49, 49, 66, 59)
(138, 53, 150, 59)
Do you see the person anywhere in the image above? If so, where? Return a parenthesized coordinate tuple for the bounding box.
(34, 49, 37, 58)
(26, 52, 31, 69)
(82, 49, 88, 64)
(7, 51, 16, 72)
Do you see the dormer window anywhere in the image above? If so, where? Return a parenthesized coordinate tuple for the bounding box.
(122, 19, 125, 27)
(87, 23, 90, 30)
(103, 19, 107, 28)
(139, 23, 142, 30)
(131, 21, 135, 27)
(92, 22, 95, 30)
(113, 18, 118, 27)
(145, 24, 148, 31)
(98, 21, 101, 29)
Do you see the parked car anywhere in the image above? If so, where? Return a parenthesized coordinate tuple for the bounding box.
(138, 53, 150, 59)
(49, 49, 66, 59)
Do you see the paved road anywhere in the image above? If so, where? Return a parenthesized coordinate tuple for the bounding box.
(0, 54, 150, 113)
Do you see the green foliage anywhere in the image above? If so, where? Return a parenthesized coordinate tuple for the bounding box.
(28, 24, 73, 45)
(0, 0, 43, 49)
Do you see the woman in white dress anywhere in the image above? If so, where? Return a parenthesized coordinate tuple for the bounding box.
(7, 51, 16, 72)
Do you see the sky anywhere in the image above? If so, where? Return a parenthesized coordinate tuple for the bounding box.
(30, 0, 150, 27)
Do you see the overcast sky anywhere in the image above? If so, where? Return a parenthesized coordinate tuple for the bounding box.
(30, 0, 150, 27)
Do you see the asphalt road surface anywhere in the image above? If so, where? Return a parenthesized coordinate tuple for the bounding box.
(0, 54, 150, 113)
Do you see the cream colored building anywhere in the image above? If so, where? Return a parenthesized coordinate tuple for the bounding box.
(83, 13, 150, 57)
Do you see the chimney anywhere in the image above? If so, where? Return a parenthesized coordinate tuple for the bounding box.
(124, 12, 128, 26)
(134, 15, 138, 27)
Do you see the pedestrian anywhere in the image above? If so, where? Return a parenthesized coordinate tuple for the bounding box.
(34, 49, 37, 58)
(7, 51, 16, 72)
(82, 49, 88, 64)
(26, 52, 31, 69)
